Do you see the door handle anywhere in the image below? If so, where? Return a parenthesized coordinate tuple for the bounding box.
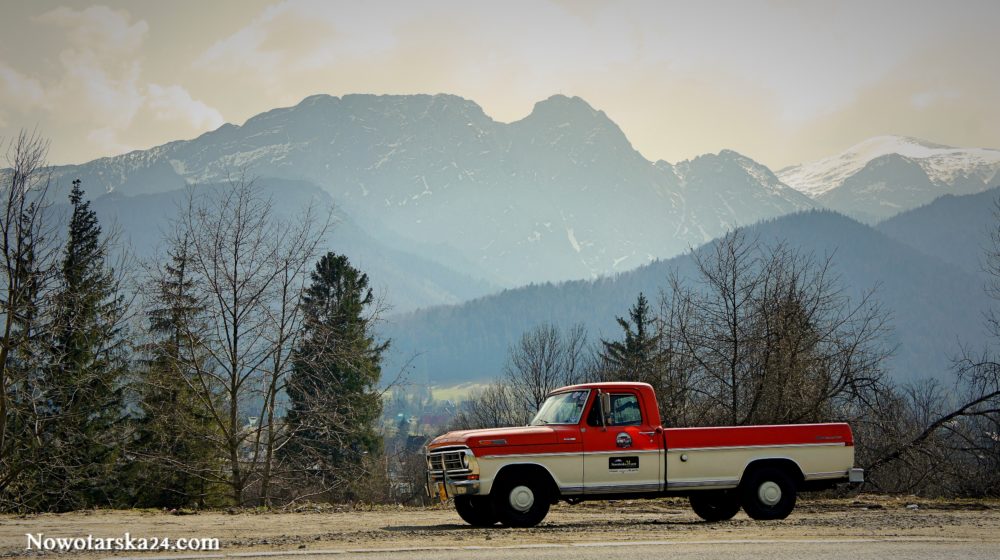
(638, 431, 657, 436)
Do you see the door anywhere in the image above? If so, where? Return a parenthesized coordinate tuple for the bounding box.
(582, 390, 663, 494)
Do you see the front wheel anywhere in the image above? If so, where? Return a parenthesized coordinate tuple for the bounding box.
(454, 496, 498, 527)
(740, 467, 796, 520)
(689, 491, 741, 522)
(491, 478, 550, 527)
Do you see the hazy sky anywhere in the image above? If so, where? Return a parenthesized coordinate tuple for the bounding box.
(1, 0, 998, 168)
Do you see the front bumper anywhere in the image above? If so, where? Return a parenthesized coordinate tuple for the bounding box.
(427, 478, 482, 501)
(425, 446, 481, 502)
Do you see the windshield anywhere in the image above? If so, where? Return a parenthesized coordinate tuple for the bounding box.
(530, 390, 589, 426)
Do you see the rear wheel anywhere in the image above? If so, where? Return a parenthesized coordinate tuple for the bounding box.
(454, 496, 498, 527)
(491, 477, 550, 527)
(689, 491, 741, 522)
(740, 467, 796, 520)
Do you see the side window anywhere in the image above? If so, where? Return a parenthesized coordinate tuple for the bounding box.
(585, 393, 643, 427)
(609, 394, 641, 426)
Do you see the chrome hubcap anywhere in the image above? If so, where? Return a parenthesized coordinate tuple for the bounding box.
(758, 481, 782, 506)
(509, 485, 535, 512)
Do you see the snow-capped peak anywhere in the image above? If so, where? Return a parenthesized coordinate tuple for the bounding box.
(778, 135, 1000, 197)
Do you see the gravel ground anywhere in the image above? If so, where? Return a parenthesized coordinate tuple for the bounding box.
(1, 495, 998, 558)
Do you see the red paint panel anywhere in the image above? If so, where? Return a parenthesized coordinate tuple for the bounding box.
(428, 426, 559, 451)
(477, 425, 582, 456)
(665, 423, 854, 449)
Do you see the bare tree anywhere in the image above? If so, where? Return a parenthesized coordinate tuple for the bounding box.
(663, 229, 891, 427)
(164, 174, 328, 506)
(668, 230, 767, 425)
(0, 130, 61, 509)
(456, 323, 590, 430)
(652, 291, 703, 426)
(255, 206, 327, 505)
(506, 323, 588, 413)
(450, 382, 523, 429)
(862, 198, 1000, 495)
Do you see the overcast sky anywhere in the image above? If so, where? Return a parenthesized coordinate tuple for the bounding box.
(1, 0, 998, 168)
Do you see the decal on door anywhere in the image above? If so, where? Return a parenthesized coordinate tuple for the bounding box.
(616, 432, 633, 449)
(609, 456, 639, 472)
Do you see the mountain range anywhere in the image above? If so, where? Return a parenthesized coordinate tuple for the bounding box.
(46, 94, 826, 292)
(39, 94, 999, 312)
(14, 92, 999, 382)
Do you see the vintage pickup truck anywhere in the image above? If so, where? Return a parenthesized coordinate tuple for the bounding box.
(426, 382, 863, 527)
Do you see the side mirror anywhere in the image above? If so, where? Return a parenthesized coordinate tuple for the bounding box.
(600, 392, 611, 428)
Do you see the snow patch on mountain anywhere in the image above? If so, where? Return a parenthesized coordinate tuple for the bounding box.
(566, 227, 581, 253)
(779, 135, 1000, 197)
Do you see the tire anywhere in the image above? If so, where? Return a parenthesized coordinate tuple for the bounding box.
(454, 496, 499, 527)
(491, 476, 551, 527)
(689, 491, 741, 522)
(740, 467, 797, 520)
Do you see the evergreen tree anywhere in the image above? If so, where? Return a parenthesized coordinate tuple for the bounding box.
(600, 292, 661, 385)
(283, 252, 388, 500)
(41, 179, 128, 510)
(131, 235, 219, 507)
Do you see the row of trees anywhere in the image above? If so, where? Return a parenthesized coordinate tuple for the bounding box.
(456, 229, 1000, 497)
(0, 133, 131, 510)
(601, 232, 890, 429)
(0, 132, 389, 512)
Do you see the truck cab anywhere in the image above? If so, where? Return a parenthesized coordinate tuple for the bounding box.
(426, 382, 863, 527)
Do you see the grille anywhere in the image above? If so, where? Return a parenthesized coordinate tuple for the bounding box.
(427, 448, 471, 481)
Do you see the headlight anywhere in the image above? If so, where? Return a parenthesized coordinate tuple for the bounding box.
(462, 453, 470, 468)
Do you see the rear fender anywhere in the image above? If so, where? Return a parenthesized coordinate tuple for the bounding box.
(739, 457, 805, 487)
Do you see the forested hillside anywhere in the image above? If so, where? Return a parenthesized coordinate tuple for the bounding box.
(383, 210, 990, 386)
(877, 186, 1000, 275)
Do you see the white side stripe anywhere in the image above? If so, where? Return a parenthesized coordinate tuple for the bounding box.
(668, 442, 846, 452)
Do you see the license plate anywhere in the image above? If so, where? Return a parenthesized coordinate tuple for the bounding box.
(437, 482, 448, 502)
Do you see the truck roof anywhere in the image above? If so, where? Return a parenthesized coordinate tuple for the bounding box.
(550, 381, 654, 395)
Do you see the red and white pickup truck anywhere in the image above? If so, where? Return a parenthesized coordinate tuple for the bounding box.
(426, 382, 863, 527)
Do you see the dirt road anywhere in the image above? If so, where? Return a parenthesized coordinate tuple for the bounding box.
(1, 496, 997, 559)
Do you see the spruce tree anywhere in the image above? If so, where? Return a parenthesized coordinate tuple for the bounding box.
(600, 292, 661, 384)
(132, 235, 219, 507)
(42, 179, 128, 510)
(283, 252, 388, 499)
